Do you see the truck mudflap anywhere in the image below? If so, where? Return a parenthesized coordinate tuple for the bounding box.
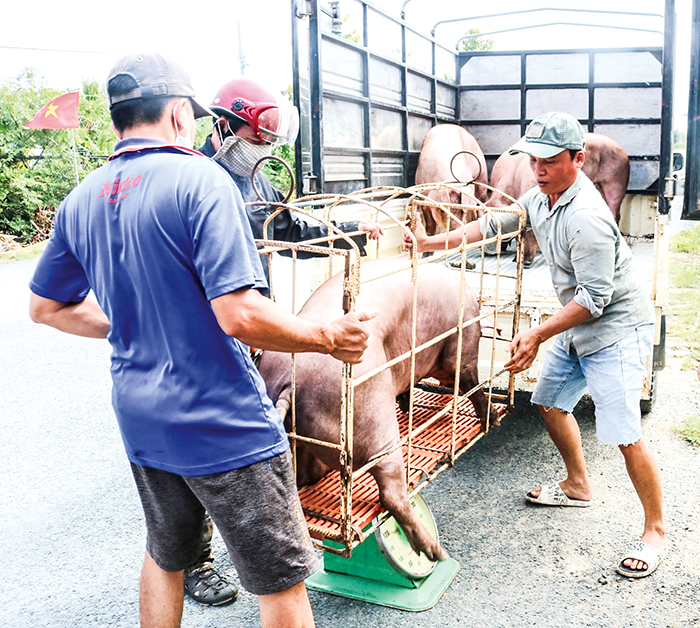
(653, 314, 666, 371)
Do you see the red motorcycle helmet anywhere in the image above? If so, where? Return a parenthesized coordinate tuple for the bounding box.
(210, 78, 299, 146)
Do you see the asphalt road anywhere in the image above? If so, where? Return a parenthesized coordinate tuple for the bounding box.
(1, 257, 699, 628)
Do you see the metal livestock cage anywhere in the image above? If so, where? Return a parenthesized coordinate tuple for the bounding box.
(253, 180, 526, 556)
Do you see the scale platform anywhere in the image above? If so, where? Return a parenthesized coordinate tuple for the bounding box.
(300, 389, 507, 610)
(307, 545, 460, 611)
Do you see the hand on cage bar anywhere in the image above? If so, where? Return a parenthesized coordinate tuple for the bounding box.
(402, 213, 428, 252)
(358, 220, 384, 240)
(504, 328, 542, 374)
(323, 309, 378, 364)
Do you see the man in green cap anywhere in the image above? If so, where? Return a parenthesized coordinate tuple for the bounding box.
(405, 111, 668, 578)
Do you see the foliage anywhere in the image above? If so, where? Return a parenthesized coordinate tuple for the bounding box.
(195, 118, 212, 151)
(0, 70, 114, 243)
(673, 128, 687, 152)
(674, 415, 700, 447)
(670, 222, 700, 254)
(667, 224, 700, 371)
(341, 15, 362, 44)
(263, 143, 296, 199)
(262, 86, 296, 198)
(30, 206, 55, 243)
(461, 28, 495, 52)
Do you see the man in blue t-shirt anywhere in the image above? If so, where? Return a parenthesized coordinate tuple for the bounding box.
(184, 76, 385, 605)
(29, 52, 374, 628)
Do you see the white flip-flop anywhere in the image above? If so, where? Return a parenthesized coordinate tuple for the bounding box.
(525, 482, 592, 508)
(616, 540, 669, 578)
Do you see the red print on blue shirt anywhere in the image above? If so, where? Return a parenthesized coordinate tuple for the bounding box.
(99, 175, 142, 204)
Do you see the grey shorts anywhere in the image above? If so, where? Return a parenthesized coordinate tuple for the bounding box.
(130, 450, 318, 595)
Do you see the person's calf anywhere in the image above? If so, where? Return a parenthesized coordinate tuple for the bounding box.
(258, 581, 315, 628)
(140, 551, 184, 628)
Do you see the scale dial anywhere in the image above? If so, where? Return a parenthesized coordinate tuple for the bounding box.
(374, 492, 439, 579)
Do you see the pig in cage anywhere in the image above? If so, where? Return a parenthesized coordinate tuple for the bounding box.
(251, 181, 527, 558)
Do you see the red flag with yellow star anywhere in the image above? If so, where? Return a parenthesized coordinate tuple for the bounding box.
(24, 91, 80, 129)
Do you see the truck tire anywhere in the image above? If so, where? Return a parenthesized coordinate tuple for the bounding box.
(640, 370, 657, 415)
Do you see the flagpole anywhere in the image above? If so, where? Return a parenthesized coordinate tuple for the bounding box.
(70, 128, 80, 186)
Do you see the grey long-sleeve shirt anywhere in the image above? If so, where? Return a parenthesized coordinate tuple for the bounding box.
(483, 171, 655, 357)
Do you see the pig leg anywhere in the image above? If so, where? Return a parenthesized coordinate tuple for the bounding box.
(419, 206, 438, 238)
(397, 390, 411, 414)
(355, 389, 447, 560)
(370, 448, 449, 562)
(599, 179, 627, 224)
(459, 361, 501, 429)
(440, 331, 501, 428)
(293, 444, 333, 488)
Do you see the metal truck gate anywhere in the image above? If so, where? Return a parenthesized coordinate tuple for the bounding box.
(458, 46, 669, 198)
(683, 0, 700, 220)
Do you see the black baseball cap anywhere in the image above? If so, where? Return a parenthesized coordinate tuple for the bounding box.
(107, 52, 214, 119)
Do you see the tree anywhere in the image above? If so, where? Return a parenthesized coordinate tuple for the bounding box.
(461, 27, 494, 52)
(0, 70, 114, 242)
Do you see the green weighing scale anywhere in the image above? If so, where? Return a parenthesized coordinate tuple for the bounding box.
(306, 492, 460, 611)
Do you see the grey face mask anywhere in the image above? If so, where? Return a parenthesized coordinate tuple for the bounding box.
(212, 135, 272, 177)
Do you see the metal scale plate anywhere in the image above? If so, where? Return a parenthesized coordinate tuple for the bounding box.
(306, 493, 459, 611)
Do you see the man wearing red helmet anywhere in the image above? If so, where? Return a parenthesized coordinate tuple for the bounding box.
(183, 78, 383, 606)
(200, 77, 383, 285)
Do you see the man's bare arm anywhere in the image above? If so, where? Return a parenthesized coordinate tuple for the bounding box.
(402, 214, 483, 252)
(210, 287, 376, 364)
(505, 300, 591, 373)
(29, 293, 109, 339)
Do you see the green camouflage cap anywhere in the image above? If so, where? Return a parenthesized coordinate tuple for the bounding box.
(509, 111, 585, 158)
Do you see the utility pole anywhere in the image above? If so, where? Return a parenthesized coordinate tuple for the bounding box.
(237, 20, 247, 75)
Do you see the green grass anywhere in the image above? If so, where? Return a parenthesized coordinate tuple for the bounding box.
(0, 240, 47, 264)
(674, 415, 700, 447)
(667, 225, 700, 371)
(670, 223, 700, 254)
(671, 261, 699, 289)
(667, 225, 699, 448)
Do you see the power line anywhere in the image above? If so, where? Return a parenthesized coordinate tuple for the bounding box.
(0, 45, 219, 59)
(0, 45, 119, 55)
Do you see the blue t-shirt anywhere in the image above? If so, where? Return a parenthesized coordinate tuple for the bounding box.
(30, 138, 288, 476)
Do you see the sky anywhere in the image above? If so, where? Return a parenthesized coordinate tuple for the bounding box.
(0, 0, 694, 130)
(0, 1, 295, 100)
